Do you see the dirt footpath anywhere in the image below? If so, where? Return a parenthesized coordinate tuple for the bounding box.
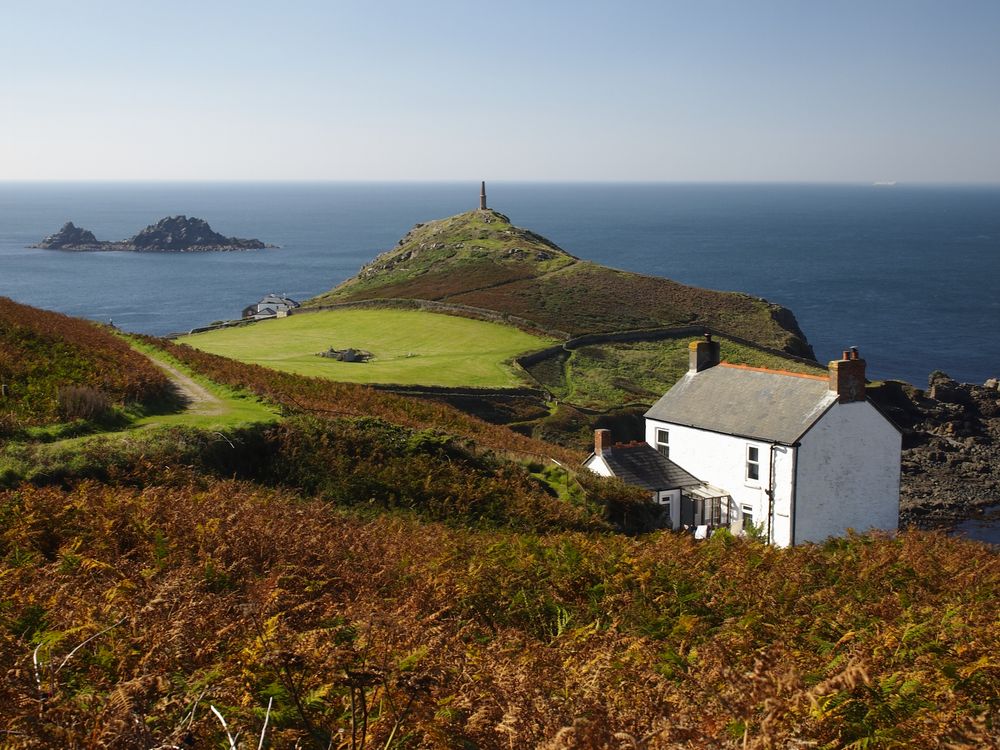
(144, 353, 225, 416)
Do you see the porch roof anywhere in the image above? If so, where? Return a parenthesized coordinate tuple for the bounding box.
(683, 483, 732, 501)
(601, 442, 702, 492)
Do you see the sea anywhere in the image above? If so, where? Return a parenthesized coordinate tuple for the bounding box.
(1, 181, 998, 387)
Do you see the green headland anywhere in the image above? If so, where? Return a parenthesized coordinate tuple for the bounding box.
(306, 208, 814, 357)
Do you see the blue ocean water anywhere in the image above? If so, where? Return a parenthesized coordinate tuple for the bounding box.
(1, 182, 998, 386)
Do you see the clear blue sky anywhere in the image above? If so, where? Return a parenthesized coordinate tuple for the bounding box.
(2, 0, 998, 182)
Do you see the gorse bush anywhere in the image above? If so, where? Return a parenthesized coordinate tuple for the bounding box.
(56, 385, 111, 421)
(0, 483, 995, 748)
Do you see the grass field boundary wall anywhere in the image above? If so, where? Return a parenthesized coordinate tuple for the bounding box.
(369, 383, 549, 399)
(178, 319, 254, 337)
(171, 297, 572, 340)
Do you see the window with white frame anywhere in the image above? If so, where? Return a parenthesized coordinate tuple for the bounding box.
(746, 444, 760, 481)
(708, 497, 721, 526)
(655, 428, 669, 458)
(741, 504, 755, 532)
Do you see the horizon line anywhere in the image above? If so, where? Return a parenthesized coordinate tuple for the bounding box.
(3, 178, 1000, 187)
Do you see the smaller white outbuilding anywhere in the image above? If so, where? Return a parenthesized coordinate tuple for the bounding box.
(585, 335, 902, 546)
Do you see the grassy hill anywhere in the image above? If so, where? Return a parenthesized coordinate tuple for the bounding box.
(178, 308, 556, 387)
(306, 209, 815, 357)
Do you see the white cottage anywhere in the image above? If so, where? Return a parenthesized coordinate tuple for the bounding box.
(242, 294, 300, 320)
(586, 335, 901, 546)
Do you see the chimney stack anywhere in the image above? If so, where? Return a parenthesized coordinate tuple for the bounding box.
(689, 332, 721, 373)
(594, 428, 612, 456)
(480, 181, 487, 210)
(828, 347, 867, 403)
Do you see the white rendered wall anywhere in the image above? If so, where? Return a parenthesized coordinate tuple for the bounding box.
(794, 401, 900, 544)
(583, 454, 612, 477)
(645, 420, 796, 545)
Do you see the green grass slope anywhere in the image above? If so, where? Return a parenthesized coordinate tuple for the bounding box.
(124, 338, 280, 430)
(306, 209, 814, 356)
(310, 209, 577, 303)
(530, 335, 826, 411)
(178, 308, 556, 387)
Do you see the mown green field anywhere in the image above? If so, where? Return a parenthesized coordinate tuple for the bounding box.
(178, 309, 557, 387)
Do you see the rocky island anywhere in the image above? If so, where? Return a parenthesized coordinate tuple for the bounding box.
(33, 215, 274, 252)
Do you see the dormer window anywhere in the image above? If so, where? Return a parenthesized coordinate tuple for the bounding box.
(655, 428, 669, 458)
(746, 445, 760, 481)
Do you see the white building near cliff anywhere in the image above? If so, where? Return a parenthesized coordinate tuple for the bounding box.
(585, 335, 901, 546)
(242, 293, 300, 320)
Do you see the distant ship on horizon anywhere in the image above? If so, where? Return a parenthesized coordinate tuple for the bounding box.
(873, 180, 898, 187)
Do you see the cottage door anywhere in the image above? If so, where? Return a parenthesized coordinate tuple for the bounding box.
(681, 496, 695, 527)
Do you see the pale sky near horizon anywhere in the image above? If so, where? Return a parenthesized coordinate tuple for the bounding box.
(2, 0, 999, 182)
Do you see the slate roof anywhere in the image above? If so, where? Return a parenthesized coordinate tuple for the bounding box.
(644, 363, 837, 445)
(596, 442, 702, 492)
(259, 294, 299, 308)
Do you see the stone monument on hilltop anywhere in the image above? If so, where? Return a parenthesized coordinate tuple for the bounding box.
(480, 181, 487, 210)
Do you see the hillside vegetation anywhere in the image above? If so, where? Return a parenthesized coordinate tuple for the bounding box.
(2, 306, 997, 748)
(178, 308, 556, 387)
(2, 482, 996, 748)
(306, 210, 814, 357)
(0, 298, 169, 433)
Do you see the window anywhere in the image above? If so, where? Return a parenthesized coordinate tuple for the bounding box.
(742, 504, 755, 533)
(705, 497, 731, 527)
(655, 428, 669, 458)
(708, 497, 721, 526)
(746, 444, 760, 481)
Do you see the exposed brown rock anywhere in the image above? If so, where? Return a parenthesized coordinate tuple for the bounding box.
(869, 373, 1000, 528)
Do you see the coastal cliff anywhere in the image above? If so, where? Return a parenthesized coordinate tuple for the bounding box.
(33, 216, 273, 252)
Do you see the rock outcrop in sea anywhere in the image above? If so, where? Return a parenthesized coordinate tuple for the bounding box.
(32, 216, 273, 252)
(35, 222, 105, 250)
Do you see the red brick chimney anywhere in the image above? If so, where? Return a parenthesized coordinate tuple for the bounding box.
(594, 428, 612, 456)
(828, 346, 867, 403)
(689, 332, 721, 373)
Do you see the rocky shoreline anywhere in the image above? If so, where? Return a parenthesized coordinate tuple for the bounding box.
(32, 216, 275, 252)
(869, 373, 1000, 530)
